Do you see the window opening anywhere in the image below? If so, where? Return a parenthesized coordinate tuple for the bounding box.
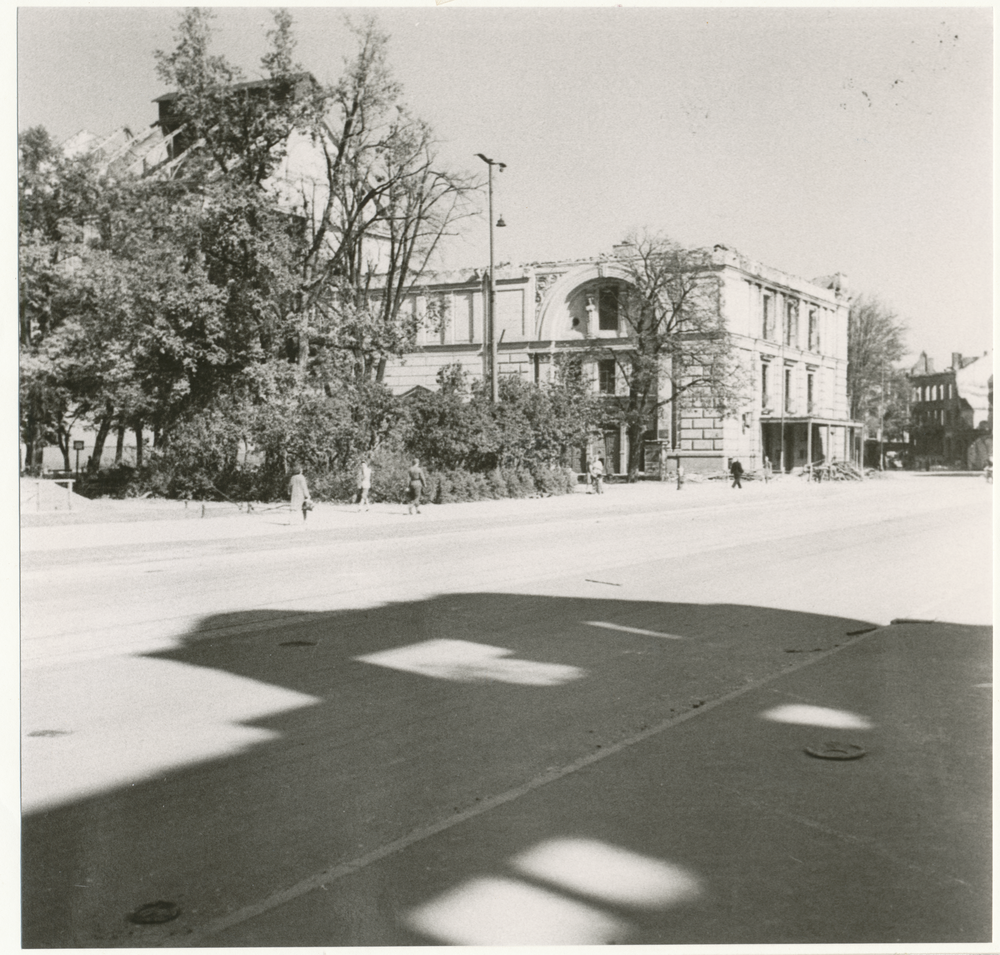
(598, 358, 616, 394)
(784, 300, 798, 347)
(598, 287, 620, 332)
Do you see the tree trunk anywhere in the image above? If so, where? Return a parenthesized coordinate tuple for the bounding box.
(134, 424, 144, 468)
(627, 420, 645, 483)
(56, 424, 71, 471)
(23, 436, 36, 475)
(88, 403, 114, 474)
(114, 424, 125, 465)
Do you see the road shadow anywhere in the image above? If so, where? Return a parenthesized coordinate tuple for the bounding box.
(22, 594, 991, 947)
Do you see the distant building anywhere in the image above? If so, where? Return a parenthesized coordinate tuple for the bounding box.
(908, 351, 993, 468)
(382, 247, 861, 475)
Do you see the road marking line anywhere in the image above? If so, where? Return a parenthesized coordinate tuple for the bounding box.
(585, 621, 682, 639)
(176, 626, 882, 947)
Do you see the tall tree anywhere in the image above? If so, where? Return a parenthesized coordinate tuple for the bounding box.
(298, 17, 478, 384)
(18, 126, 108, 470)
(846, 293, 908, 430)
(588, 231, 747, 481)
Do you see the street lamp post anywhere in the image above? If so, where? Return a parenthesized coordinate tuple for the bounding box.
(475, 153, 506, 404)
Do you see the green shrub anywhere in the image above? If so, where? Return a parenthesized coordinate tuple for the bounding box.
(469, 472, 490, 500)
(487, 469, 508, 498)
(531, 465, 574, 497)
(501, 467, 534, 498)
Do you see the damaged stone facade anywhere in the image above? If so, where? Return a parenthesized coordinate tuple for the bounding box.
(382, 247, 860, 475)
(909, 351, 993, 468)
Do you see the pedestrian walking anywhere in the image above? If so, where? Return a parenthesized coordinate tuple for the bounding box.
(730, 458, 744, 490)
(588, 457, 605, 495)
(407, 457, 427, 515)
(763, 456, 772, 484)
(357, 458, 372, 511)
(288, 466, 311, 524)
(676, 461, 685, 490)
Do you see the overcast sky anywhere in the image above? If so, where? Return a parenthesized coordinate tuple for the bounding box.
(17, 5, 993, 367)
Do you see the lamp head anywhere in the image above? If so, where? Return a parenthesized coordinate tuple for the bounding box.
(496, 216, 507, 228)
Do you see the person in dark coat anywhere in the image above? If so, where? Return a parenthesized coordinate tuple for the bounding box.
(407, 458, 427, 515)
(730, 458, 744, 489)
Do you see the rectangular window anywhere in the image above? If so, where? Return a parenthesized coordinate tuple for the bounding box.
(784, 367, 793, 414)
(808, 309, 819, 351)
(784, 300, 799, 347)
(762, 293, 774, 340)
(599, 287, 620, 332)
(452, 292, 474, 343)
(598, 358, 616, 394)
(761, 362, 770, 409)
(807, 373, 815, 414)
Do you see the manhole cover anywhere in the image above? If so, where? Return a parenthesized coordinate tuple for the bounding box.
(804, 741, 866, 760)
(128, 901, 180, 924)
(279, 640, 317, 647)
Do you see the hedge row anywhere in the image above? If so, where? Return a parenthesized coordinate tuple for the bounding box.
(310, 463, 577, 505)
(88, 457, 578, 506)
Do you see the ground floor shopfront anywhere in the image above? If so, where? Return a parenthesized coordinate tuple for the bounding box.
(578, 415, 861, 479)
(760, 417, 862, 472)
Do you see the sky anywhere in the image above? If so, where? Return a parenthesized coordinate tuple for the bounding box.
(16, 4, 993, 367)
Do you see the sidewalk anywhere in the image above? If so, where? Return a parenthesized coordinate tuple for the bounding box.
(20, 474, 898, 553)
(196, 619, 991, 946)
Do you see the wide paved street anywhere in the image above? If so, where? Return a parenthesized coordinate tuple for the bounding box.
(19, 473, 992, 946)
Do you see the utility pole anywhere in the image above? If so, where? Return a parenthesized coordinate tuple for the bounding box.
(475, 154, 506, 404)
(879, 360, 886, 470)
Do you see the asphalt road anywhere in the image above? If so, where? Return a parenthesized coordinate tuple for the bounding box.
(19, 474, 993, 946)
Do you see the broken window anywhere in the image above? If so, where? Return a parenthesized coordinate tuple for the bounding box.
(598, 287, 620, 332)
(784, 300, 799, 347)
(598, 358, 616, 394)
(808, 308, 819, 351)
(762, 293, 774, 340)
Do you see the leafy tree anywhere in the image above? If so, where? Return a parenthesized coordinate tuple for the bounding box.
(482, 364, 601, 471)
(846, 293, 909, 433)
(18, 126, 109, 470)
(588, 231, 747, 481)
(20, 10, 478, 487)
(154, 8, 326, 382)
(154, 8, 327, 186)
(402, 364, 498, 471)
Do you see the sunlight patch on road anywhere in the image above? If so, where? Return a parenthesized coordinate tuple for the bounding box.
(22, 656, 320, 814)
(584, 621, 683, 639)
(404, 876, 627, 945)
(512, 838, 701, 907)
(355, 639, 584, 686)
(403, 837, 701, 945)
(760, 703, 873, 729)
